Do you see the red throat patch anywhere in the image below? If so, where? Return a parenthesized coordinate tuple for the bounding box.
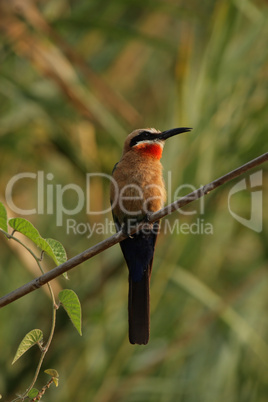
(135, 143, 163, 159)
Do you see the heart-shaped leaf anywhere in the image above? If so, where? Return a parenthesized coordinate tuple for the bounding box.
(59, 290, 82, 336)
(12, 329, 43, 364)
(9, 218, 41, 242)
(8, 218, 67, 268)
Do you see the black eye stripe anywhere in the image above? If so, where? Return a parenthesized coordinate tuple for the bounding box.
(130, 131, 157, 147)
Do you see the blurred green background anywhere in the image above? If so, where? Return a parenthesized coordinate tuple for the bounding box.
(1, 0, 268, 400)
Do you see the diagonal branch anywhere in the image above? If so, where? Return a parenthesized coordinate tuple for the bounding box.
(0, 152, 267, 308)
(151, 152, 268, 221)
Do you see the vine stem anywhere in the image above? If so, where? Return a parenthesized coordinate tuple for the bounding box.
(5, 234, 58, 401)
(1, 151, 268, 309)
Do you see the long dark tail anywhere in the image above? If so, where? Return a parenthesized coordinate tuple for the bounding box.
(118, 221, 159, 345)
(128, 268, 150, 345)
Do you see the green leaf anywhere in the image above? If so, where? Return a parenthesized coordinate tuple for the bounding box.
(8, 218, 50, 255)
(8, 218, 53, 260)
(44, 369, 60, 386)
(28, 388, 39, 398)
(45, 239, 67, 265)
(45, 238, 68, 278)
(44, 368, 59, 378)
(52, 377, 59, 387)
(0, 202, 8, 232)
(12, 329, 43, 364)
(59, 289, 82, 336)
(36, 237, 59, 265)
(8, 218, 67, 268)
(9, 218, 41, 242)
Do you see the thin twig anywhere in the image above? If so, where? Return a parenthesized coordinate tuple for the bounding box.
(0, 152, 267, 308)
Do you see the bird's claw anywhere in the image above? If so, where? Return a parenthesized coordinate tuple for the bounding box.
(122, 223, 134, 239)
(121, 214, 153, 238)
(144, 212, 153, 222)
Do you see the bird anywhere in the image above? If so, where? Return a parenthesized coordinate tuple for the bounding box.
(110, 127, 191, 345)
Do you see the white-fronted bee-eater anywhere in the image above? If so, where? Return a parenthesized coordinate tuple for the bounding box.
(110, 127, 191, 344)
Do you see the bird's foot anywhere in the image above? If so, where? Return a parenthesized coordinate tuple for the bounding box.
(121, 223, 134, 239)
(143, 213, 160, 234)
(144, 212, 153, 223)
(142, 213, 155, 231)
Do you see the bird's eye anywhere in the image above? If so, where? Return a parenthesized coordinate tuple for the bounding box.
(142, 131, 151, 138)
(130, 131, 153, 147)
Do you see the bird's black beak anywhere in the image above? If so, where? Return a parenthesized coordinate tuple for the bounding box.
(158, 127, 192, 141)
